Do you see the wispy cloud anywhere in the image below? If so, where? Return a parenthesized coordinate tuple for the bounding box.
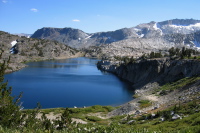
(30, 8, 38, 12)
(2, 0, 8, 3)
(72, 19, 80, 22)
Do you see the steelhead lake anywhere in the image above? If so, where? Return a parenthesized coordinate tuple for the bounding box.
(5, 57, 134, 109)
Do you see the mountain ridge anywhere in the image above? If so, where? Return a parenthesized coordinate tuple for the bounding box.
(31, 19, 200, 51)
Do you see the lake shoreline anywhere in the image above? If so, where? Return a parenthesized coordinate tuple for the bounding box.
(5, 52, 85, 74)
(6, 57, 133, 109)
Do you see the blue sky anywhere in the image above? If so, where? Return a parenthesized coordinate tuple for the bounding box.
(0, 0, 200, 34)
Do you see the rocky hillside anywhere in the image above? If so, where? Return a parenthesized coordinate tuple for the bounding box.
(97, 58, 200, 117)
(31, 19, 200, 53)
(0, 31, 79, 73)
(31, 27, 138, 49)
(31, 27, 88, 48)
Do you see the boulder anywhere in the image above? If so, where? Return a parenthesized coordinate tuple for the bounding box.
(172, 114, 181, 120)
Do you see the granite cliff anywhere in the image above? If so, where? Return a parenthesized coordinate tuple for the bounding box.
(97, 58, 200, 88)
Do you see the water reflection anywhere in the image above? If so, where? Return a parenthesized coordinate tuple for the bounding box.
(5, 57, 134, 109)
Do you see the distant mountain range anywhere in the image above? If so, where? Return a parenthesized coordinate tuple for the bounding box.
(14, 33, 32, 38)
(31, 19, 200, 50)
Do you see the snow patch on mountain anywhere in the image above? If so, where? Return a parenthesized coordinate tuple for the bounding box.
(85, 35, 92, 39)
(15, 33, 32, 38)
(153, 23, 160, 30)
(169, 23, 200, 30)
(152, 23, 163, 36)
(139, 34, 144, 38)
(11, 40, 17, 47)
(133, 28, 144, 38)
(10, 40, 18, 54)
(133, 28, 141, 32)
(31, 19, 200, 50)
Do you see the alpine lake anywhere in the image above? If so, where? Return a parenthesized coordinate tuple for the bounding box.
(5, 57, 134, 109)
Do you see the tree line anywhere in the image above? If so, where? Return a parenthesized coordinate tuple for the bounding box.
(149, 47, 200, 59)
(168, 47, 200, 59)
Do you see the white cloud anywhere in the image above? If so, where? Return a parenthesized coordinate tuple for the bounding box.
(30, 8, 38, 12)
(72, 19, 80, 22)
(2, 0, 8, 3)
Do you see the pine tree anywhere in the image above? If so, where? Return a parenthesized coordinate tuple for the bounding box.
(150, 52, 155, 58)
(55, 108, 72, 130)
(169, 47, 176, 56)
(0, 53, 25, 128)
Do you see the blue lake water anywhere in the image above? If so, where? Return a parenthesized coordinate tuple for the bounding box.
(4, 57, 134, 109)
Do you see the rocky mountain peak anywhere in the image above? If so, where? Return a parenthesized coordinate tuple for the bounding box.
(158, 18, 200, 26)
(31, 27, 88, 39)
(31, 19, 200, 56)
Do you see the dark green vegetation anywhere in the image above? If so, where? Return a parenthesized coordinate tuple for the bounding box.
(138, 100, 152, 108)
(149, 52, 163, 58)
(168, 47, 200, 59)
(113, 47, 200, 67)
(114, 56, 135, 65)
(154, 76, 200, 96)
(148, 47, 200, 59)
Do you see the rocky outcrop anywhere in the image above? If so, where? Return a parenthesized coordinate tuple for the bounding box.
(108, 80, 200, 116)
(97, 58, 200, 88)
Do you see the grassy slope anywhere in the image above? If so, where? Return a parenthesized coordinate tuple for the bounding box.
(1, 77, 200, 132)
(1, 100, 199, 133)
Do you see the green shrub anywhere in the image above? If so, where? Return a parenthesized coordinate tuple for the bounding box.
(159, 90, 168, 95)
(110, 115, 126, 121)
(138, 100, 152, 108)
(191, 114, 200, 126)
(159, 76, 200, 93)
(103, 106, 115, 112)
(86, 116, 102, 122)
(132, 94, 140, 98)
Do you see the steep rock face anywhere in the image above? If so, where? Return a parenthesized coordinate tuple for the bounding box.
(97, 59, 200, 88)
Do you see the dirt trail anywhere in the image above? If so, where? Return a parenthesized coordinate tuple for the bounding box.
(144, 95, 159, 101)
(87, 112, 109, 119)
